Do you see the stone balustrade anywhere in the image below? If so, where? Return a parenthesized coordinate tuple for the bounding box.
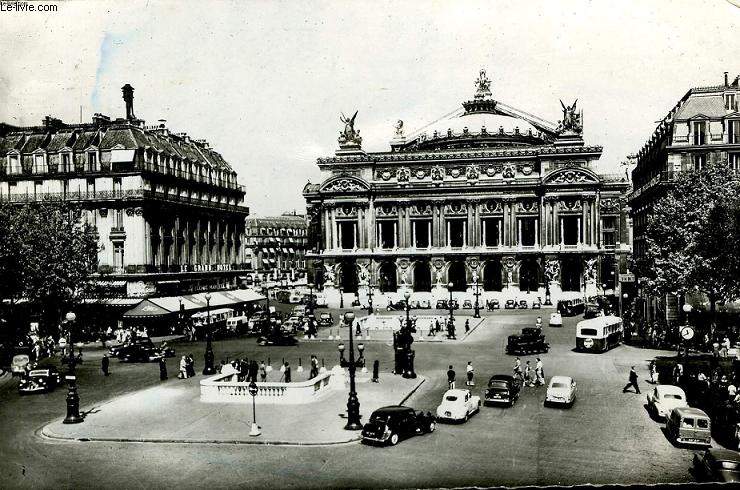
(200, 367, 344, 405)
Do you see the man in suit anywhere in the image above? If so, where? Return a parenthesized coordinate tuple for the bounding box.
(623, 366, 641, 394)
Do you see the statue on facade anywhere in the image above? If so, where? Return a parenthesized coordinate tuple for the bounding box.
(394, 120, 404, 138)
(544, 259, 561, 282)
(583, 258, 597, 282)
(474, 69, 492, 100)
(338, 111, 362, 147)
(357, 262, 369, 286)
(324, 263, 337, 284)
(556, 99, 583, 135)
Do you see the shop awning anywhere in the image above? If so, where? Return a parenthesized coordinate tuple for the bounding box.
(122, 300, 172, 318)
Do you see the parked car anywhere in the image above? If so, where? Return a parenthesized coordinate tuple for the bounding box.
(484, 374, 521, 406)
(693, 448, 740, 482)
(257, 333, 298, 346)
(647, 385, 688, 420)
(666, 406, 712, 447)
(517, 300, 528, 309)
(448, 299, 460, 310)
(247, 312, 269, 334)
(11, 354, 30, 377)
(532, 298, 542, 309)
(462, 300, 473, 310)
(504, 299, 517, 309)
(318, 312, 334, 328)
(436, 389, 481, 422)
(109, 337, 156, 358)
(418, 299, 431, 309)
(487, 299, 500, 310)
(435, 299, 448, 309)
(386, 300, 407, 311)
(314, 293, 328, 308)
(549, 312, 563, 327)
(292, 305, 308, 316)
(18, 367, 62, 394)
(506, 328, 549, 355)
(545, 376, 577, 407)
(361, 405, 436, 446)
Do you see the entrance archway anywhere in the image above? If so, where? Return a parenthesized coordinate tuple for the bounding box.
(519, 258, 540, 293)
(413, 261, 432, 292)
(378, 262, 397, 293)
(483, 259, 502, 291)
(448, 261, 467, 291)
(561, 257, 582, 292)
(338, 260, 358, 294)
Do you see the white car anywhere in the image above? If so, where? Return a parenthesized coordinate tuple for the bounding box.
(549, 312, 563, 327)
(11, 354, 30, 376)
(646, 385, 688, 419)
(436, 389, 481, 422)
(545, 376, 577, 407)
(314, 293, 328, 307)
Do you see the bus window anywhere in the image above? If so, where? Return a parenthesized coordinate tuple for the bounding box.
(580, 328, 598, 336)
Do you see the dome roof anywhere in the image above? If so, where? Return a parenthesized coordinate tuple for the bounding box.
(424, 111, 541, 140)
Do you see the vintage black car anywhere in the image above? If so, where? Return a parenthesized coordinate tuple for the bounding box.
(504, 299, 517, 309)
(531, 298, 542, 309)
(693, 448, 740, 482)
(711, 401, 740, 450)
(517, 300, 528, 309)
(449, 299, 459, 310)
(506, 327, 549, 355)
(108, 337, 155, 358)
(462, 300, 473, 309)
(487, 299, 500, 310)
(361, 405, 436, 446)
(435, 299, 448, 309)
(317, 312, 334, 328)
(484, 374, 521, 406)
(18, 367, 62, 394)
(257, 333, 298, 346)
(119, 344, 165, 363)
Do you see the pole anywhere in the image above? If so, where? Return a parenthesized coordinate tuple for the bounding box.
(449, 286, 454, 325)
(473, 276, 481, 319)
(344, 313, 362, 430)
(203, 296, 215, 375)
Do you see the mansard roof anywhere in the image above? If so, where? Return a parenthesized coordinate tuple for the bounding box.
(674, 94, 727, 121)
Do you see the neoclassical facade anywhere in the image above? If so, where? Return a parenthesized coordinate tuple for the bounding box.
(304, 71, 630, 302)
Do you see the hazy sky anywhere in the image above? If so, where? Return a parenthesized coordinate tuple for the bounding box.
(1, 0, 739, 216)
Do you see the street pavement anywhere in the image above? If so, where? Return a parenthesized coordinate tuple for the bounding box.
(0, 308, 700, 488)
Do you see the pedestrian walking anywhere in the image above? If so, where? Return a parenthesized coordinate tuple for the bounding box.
(186, 354, 195, 378)
(513, 357, 524, 383)
(159, 357, 168, 380)
(465, 319, 470, 334)
(447, 365, 456, 389)
(622, 366, 641, 394)
(524, 361, 534, 387)
(101, 354, 110, 376)
(649, 360, 657, 384)
(259, 361, 267, 382)
(535, 358, 544, 386)
(178, 355, 188, 379)
(310, 355, 319, 379)
(465, 361, 475, 386)
(282, 362, 292, 383)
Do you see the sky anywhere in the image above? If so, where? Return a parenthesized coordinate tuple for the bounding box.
(1, 0, 739, 216)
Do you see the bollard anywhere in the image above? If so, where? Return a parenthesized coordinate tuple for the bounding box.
(297, 357, 304, 373)
(372, 360, 379, 383)
(328, 329, 334, 341)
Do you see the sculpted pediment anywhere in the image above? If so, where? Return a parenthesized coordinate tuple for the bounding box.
(319, 175, 371, 194)
(544, 168, 600, 185)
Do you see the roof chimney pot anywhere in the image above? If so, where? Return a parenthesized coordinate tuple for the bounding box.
(121, 84, 136, 120)
(725, 72, 729, 87)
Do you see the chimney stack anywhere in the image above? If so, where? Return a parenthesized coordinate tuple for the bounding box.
(725, 72, 729, 87)
(121, 84, 136, 120)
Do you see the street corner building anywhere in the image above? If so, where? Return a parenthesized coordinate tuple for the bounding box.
(629, 72, 740, 320)
(245, 213, 310, 282)
(303, 70, 631, 306)
(0, 84, 250, 308)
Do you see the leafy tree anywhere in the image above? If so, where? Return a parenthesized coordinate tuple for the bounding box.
(637, 162, 740, 316)
(0, 199, 98, 336)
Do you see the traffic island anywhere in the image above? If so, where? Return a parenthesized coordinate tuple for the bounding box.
(40, 371, 426, 446)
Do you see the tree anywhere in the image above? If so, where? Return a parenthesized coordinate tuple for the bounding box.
(637, 162, 740, 316)
(0, 199, 98, 337)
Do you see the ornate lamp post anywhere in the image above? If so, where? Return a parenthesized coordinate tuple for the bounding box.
(404, 290, 412, 328)
(339, 287, 344, 309)
(682, 303, 694, 361)
(307, 282, 314, 317)
(367, 281, 374, 315)
(343, 311, 362, 430)
(202, 292, 216, 375)
(337, 342, 346, 367)
(65, 311, 77, 374)
(448, 282, 455, 325)
(248, 381, 261, 437)
(544, 281, 552, 306)
(472, 272, 481, 319)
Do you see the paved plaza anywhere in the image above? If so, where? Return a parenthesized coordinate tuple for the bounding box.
(0, 309, 701, 487)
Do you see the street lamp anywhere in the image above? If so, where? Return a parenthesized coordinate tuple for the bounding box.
(681, 303, 693, 360)
(248, 380, 261, 436)
(367, 280, 374, 315)
(307, 282, 314, 317)
(65, 311, 77, 374)
(448, 282, 455, 325)
(404, 290, 412, 328)
(202, 292, 215, 375)
(343, 311, 362, 430)
(339, 287, 344, 309)
(472, 272, 481, 319)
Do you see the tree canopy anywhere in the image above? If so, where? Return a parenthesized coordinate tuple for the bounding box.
(0, 200, 98, 333)
(637, 162, 740, 308)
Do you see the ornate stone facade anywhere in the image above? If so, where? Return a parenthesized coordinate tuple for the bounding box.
(304, 70, 630, 302)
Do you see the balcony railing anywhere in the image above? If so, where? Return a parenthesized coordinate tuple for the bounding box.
(629, 170, 677, 200)
(140, 162, 246, 193)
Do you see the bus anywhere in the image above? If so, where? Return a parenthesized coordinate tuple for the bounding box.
(575, 315, 623, 352)
(557, 298, 585, 316)
(191, 308, 235, 338)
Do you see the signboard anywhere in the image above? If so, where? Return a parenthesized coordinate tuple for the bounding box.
(619, 273, 635, 283)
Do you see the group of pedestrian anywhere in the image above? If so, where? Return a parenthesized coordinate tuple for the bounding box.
(446, 361, 476, 389)
(178, 354, 196, 379)
(512, 357, 545, 387)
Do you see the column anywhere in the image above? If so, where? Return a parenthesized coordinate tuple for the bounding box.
(502, 202, 510, 246)
(559, 219, 564, 247)
(378, 221, 383, 248)
(482, 219, 487, 247)
(446, 220, 451, 247)
(357, 207, 364, 248)
(510, 201, 518, 246)
(404, 205, 411, 248)
(553, 200, 560, 246)
(331, 208, 338, 250)
(367, 200, 376, 249)
(535, 219, 539, 247)
(466, 203, 474, 247)
(411, 220, 416, 248)
(577, 217, 582, 247)
(463, 222, 467, 247)
(353, 222, 357, 249)
(581, 200, 587, 246)
(393, 221, 398, 248)
(427, 221, 431, 248)
(397, 208, 404, 248)
(498, 218, 503, 247)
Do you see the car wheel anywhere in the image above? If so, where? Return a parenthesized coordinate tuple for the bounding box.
(389, 433, 399, 446)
